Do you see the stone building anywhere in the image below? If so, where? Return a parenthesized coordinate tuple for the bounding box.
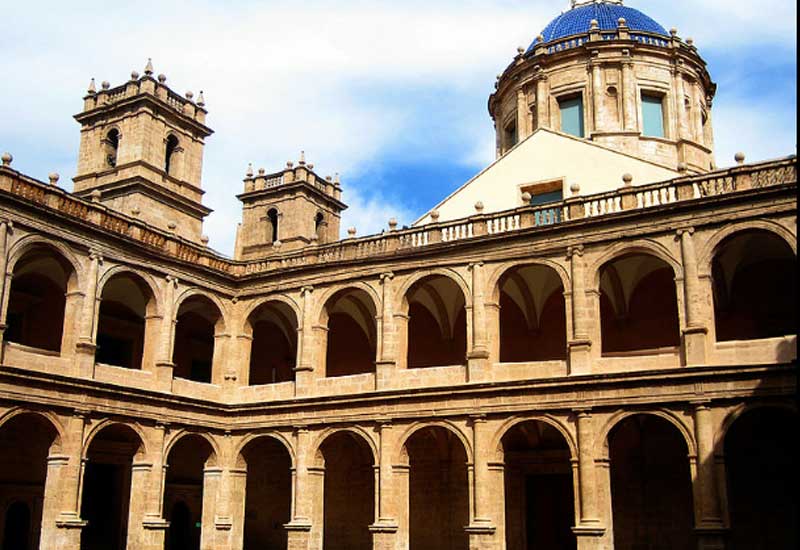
(0, 1, 796, 550)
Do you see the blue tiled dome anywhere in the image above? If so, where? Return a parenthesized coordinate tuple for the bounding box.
(528, 1, 668, 51)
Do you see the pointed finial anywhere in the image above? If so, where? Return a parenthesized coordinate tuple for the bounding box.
(590, 19, 599, 31)
(334, 173, 340, 184)
(87, 78, 96, 94)
(246, 163, 254, 178)
(517, 46, 525, 55)
(617, 17, 627, 27)
(197, 90, 205, 107)
(298, 151, 306, 165)
(144, 58, 154, 76)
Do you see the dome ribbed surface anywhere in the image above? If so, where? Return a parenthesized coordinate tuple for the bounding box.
(528, 2, 668, 50)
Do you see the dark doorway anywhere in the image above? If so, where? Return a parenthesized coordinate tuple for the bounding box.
(2, 502, 31, 550)
(167, 501, 193, 550)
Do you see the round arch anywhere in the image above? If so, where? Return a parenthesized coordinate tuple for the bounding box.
(163, 430, 220, 468)
(173, 288, 229, 330)
(96, 265, 161, 312)
(82, 419, 149, 460)
(234, 432, 296, 470)
(590, 238, 682, 289)
(394, 268, 472, 312)
(0, 408, 64, 452)
(6, 235, 83, 290)
(240, 294, 301, 335)
(490, 414, 577, 463)
(715, 401, 798, 453)
(699, 220, 797, 276)
(595, 409, 697, 459)
(314, 282, 382, 326)
(310, 426, 379, 467)
(394, 420, 473, 465)
(487, 259, 571, 303)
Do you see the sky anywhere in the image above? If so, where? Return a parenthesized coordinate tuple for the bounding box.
(1, 0, 796, 255)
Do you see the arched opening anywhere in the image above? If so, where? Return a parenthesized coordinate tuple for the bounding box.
(241, 437, 292, 550)
(96, 273, 156, 370)
(314, 212, 324, 241)
(599, 253, 680, 353)
(724, 407, 798, 549)
(322, 288, 377, 377)
(165, 135, 179, 177)
(172, 295, 222, 384)
(247, 301, 297, 386)
(104, 129, 119, 169)
(608, 415, 694, 550)
(318, 432, 375, 550)
(164, 435, 215, 550)
(2, 501, 31, 550)
(0, 413, 58, 550)
(405, 426, 469, 550)
(5, 245, 74, 353)
(80, 424, 144, 550)
(502, 421, 575, 550)
(267, 209, 279, 244)
(405, 275, 467, 368)
(498, 265, 567, 362)
(712, 230, 797, 341)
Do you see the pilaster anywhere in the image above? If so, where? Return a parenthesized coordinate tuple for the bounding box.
(285, 426, 313, 550)
(467, 415, 498, 550)
(50, 410, 89, 549)
(295, 286, 316, 397)
(692, 402, 727, 550)
(154, 275, 178, 391)
(467, 262, 490, 382)
(0, 219, 10, 361)
(375, 273, 397, 390)
(568, 246, 592, 374)
(678, 228, 709, 365)
(74, 250, 102, 378)
(573, 409, 605, 549)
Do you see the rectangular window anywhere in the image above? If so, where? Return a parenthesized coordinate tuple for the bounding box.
(559, 96, 584, 137)
(504, 120, 518, 149)
(641, 93, 665, 137)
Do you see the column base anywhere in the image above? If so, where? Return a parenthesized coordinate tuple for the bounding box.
(142, 518, 169, 550)
(568, 339, 592, 375)
(285, 520, 312, 550)
(682, 325, 709, 366)
(375, 360, 396, 390)
(370, 521, 399, 550)
(293, 366, 315, 397)
(572, 523, 606, 550)
(51, 513, 87, 550)
(695, 526, 727, 550)
(466, 520, 498, 550)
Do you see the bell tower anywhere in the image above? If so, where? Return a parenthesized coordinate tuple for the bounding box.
(73, 59, 213, 242)
(234, 152, 346, 260)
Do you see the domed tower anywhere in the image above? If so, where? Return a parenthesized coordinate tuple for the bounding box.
(489, 0, 716, 173)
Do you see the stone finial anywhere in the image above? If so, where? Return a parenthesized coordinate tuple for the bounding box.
(677, 162, 688, 172)
(334, 173, 341, 184)
(130, 70, 139, 81)
(1, 152, 12, 166)
(167, 221, 177, 232)
(325, 175, 333, 182)
(517, 46, 525, 55)
(101, 81, 110, 90)
(570, 182, 581, 196)
(245, 163, 254, 178)
(622, 173, 633, 186)
(201, 235, 210, 246)
(430, 209, 440, 222)
(537, 34, 544, 43)
(474, 201, 484, 213)
(144, 58, 154, 76)
(87, 78, 97, 94)
(521, 191, 532, 203)
(298, 151, 306, 166)
(686, 37, 694, 46)
(157, 74, 167, 84)
(258, 168, 266, 176)
(347, 227, 357, 237)
(48, 173, 59, 185)
(273, 240, 282, 248)
(617, 17, 627, 27)
(131, 207, 140, 217)
(308, 163, 314, 170)
(670, 27, 678, 37)
(197, 91, 205, 107)
(388, 218, 398, 231)
(589, 19, 599, 30)
(286, 161, 294, 168)
(90, 189, 102, 203)
(735, 152, 746, 165)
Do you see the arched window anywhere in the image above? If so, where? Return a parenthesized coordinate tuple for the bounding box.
(404, 275, 467, 368)
(172, 295, 223, 384)
(246, 301, 297, 385)
(96, 273, 156, 370)
(267, 208, 279, 244)
(322, 288, 377, 377)
(165, 134, 179, 176)
(104, 129, 120, 168)
(314, 212, 325, 241)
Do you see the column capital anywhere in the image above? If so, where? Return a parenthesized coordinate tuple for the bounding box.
(567, 244, 585, 258)
(470, 413, 488, 424)
(468, 261, 485, 270)
(88, 249, 104, 263)
(301, 285, 314, 296)
(676, 226, 696, 238)
(165, 274, 179, 286)
(573, 406, 593, 417)
(380, 272, 394, 282)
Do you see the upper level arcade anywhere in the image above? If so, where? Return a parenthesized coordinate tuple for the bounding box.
(73, 59, 213, 243)
(489, 0, 716, 172)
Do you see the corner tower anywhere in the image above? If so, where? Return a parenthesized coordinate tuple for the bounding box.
(489, 0, 716, 173)
(73, 59, 213, 242)
(234, 153, 346, 260)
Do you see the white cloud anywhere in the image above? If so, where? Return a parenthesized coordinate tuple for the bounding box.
(0, 0, 795, 254)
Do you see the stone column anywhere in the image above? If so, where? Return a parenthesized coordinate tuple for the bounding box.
(141, 423, 169, 550)
(155, 275, 178, 390)
(75, 250, 102, 377)
(285, 427, 313, 550)
(466, 415, 498, 550)
(595, 457, 615, 550)
(228, 466, 248, 550)
(621, 60, 637, 131)
(375, 273, 396, 390)
(591, 61, 604, 133)
(127, 460, 154, 550)
(568, 246, 592, 374)
(467, 262, 490, 382)
(295, 286, 315, 397)
(516, 89, 528, 142)
(0, 219, 10, 361)
(200, 466, 224, 550)
(49, 411, 89, 549)
(370, 421, 399, 550)
(573, 410, 605, 549)
(678, 228, 709, 365)
(693, 402, 726, 550)
(535, 74, 549, 129)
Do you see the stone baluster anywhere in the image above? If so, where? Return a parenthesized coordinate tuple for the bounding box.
(677, 228, 708, 364)
(75, 250, 102, 377)
(295, 286, 315, 396)
(568, 246, 592, 374)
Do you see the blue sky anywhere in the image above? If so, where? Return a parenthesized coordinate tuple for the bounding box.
(1, 0, 796, 254)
